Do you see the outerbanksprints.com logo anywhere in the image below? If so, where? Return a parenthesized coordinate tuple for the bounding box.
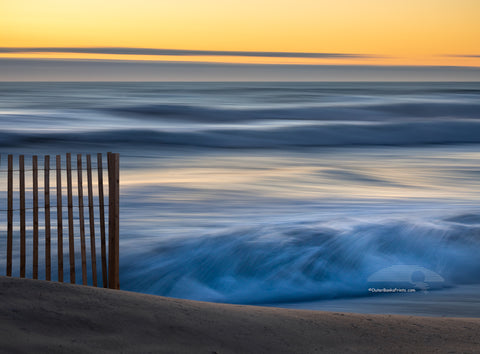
(368, 287, 417, 293)
(367, 265, 445, 294)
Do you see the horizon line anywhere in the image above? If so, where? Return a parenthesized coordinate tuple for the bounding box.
(2, 58, 480, 81)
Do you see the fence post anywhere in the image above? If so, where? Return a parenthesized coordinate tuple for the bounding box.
(77, 154, 87, 285)
(44, 155, 51, 281)
(7, 155, 13, 276)
(32, 155, 39, 279)
(56, 155, 64, 282)
(108, 152, 120, 289)
(66, 153, 75, 283)
(19, 155, 26, 278)
(97, 153, 108, 288)
(86, 154, 98, 287)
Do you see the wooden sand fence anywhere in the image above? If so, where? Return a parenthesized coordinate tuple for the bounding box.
(0, 152, 119, 289)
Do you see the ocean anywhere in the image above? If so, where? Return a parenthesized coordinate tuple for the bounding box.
(1, 81, 480, 317)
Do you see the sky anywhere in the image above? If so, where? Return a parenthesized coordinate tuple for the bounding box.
(1, 0, 479, 81)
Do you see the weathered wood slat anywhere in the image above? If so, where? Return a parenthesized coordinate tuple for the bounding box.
(19, 155, 26, 278)
(87, 155, 98, 287)
(97, 153, 108, 288)
(7, 155, 13, 276)
(113, 153, 120, 290)
(77, 154, 87, 285)
(32, 155, 39, 279)
(66, 153, 75, 283)
(44, 155, 51, 280)
(56, 155, 64, 282)
(108, 152, 120, 290)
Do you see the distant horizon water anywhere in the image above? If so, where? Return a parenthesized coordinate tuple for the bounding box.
(2, 58, 480, 81)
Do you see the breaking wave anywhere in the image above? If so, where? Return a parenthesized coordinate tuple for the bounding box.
(4, 119, 480, 148)
(120, 214, 480, 304)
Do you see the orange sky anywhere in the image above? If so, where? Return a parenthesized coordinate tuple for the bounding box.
(1, 0, 479, 66)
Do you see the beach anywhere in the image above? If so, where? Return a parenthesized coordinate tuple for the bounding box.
(3, 0, 480, 351)
(0, 276, 479, 353)
(1, 82, 480, 352)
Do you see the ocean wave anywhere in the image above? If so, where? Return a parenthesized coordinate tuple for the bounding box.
(105, 101, 480, 122)
(119, 214, 480, 304)
(5, 119, 480, 148)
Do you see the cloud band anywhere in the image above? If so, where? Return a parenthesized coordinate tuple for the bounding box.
(0, 47, 372, 59)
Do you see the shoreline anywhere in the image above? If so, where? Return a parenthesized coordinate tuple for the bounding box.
(1, 276, 479, 353)
(266, 284, 480, 318)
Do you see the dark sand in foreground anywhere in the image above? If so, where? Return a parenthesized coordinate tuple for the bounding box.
(0, 276, 479, 353)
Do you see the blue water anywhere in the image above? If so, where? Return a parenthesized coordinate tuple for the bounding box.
(1, 81, 480, 316)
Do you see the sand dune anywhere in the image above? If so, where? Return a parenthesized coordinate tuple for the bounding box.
(0, 276, 479, 353)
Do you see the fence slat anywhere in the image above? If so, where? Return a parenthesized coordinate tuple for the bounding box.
(113, 153, 120, 289)
(77, 154, 87, 285)
(98, 153, 107, 288)
(56, 155, 64, 282)
(108, 152, 120, 289)
(33, 155, 39, 279)
(66, 153, 75, 283)
(7, 155, 13, 276)
(87, 155, 98, 287)
(19, 155, 26, 278)
(44, 155, 51, 280)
